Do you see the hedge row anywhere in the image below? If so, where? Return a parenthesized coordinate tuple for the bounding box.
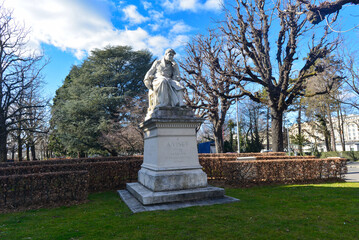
(0, 155, 143, 168)
(200, 157, 347, 185)
(0, 160, 143, 192)
(198, 152, 287, 157)
(199, 156, 317, 163)
(0, 153, 348, 212)
(84, 160, 142, 192)
(0, 158, 142, 212)
(0, 171, 88, 213)
(319, 151, 359, 161)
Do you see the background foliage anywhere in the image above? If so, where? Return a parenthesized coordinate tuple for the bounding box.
(50, 46, 152, 157)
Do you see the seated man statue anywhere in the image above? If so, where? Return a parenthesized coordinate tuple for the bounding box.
(144, 48, 185, 112)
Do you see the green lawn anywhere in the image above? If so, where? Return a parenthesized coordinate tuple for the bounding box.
(1, 183, 358, 240)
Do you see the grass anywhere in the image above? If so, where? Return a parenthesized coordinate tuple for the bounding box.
(0, 183, 358, 240)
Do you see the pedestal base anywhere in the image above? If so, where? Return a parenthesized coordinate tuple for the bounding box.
(118, 188, 239, 213)
(138, 167, 207, 191)
(126, 182, 224, 205)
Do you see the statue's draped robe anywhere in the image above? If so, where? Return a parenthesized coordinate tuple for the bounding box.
(144, 59, 184, 111)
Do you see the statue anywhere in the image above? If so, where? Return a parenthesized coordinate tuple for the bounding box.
(144, 48, 185, 113)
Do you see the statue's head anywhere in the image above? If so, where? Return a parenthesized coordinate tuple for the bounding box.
(164, 48, 176, 62)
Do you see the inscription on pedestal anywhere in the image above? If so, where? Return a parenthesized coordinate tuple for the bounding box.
(166, 139, 190, 163)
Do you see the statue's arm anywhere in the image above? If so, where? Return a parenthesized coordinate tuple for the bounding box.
(144, 60, 158, 90)
(172, 61, 181, 81)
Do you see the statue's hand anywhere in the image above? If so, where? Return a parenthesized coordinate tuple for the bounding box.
(144, 80, 153, 90)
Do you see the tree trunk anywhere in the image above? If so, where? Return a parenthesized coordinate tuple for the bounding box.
(31, 143, 36, 160)
(266, 107, 270, 150)
(337, 105, 346, 151)
(11, 146, 15, 161)
(324, 133, 331, 152)
(17, 133, 23, 161)
(110, 150, 118, 156)
(0, 131, 7, 162)
(213, 124, 224, 153)
(29, 136, 37, 160)
(78, 151, 86, 158)
(326, 104, 336, 151)
(229, 127, 234, 152)
(26, 143, 30, 161)
(297, 102, 303, 155)
(271, 109, 284, 152)
(0, 112, 7, 162)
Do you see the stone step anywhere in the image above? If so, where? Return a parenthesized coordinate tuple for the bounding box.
(118, 189, 239, 213)
(126, 182, 225, 205)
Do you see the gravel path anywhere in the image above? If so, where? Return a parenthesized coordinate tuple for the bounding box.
(345, 161, 359, 182)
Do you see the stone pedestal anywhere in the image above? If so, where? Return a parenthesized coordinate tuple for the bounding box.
(139, 107, 207, 192)
(118, 107, 239, 212)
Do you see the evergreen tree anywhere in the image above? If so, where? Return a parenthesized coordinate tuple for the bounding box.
(50, 46, 152, 156)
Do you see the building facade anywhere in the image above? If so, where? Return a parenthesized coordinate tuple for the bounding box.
(289, 114, 359, 153)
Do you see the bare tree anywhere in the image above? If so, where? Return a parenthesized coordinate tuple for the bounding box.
(335, 100, 347, 151)
(180, 31, 243, 153)
(0, 5, 46, 162)
(306, 56, 344, 150)
(302, 0, 359, 24)
(342, 52, 359, 110)
(23, 80, 49, 161)
(217, 0, 338, 152)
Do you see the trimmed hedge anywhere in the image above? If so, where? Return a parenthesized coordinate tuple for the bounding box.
(84, 160, 142, 192)
(199, 155, 315, 162)
(200, 157, 225, 180)
(0, 171, 88, 213)
(198, 152, 287, 158)
(0, 152, 348, 212)
(0, 155, 143, 168)
(0, 160, 143, 192)
(206, 158, 348, 185)
(319, 151, 359, 161)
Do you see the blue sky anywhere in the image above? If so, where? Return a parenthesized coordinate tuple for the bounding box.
(4, 0, 359, 102)
(5, 0, 225, 99)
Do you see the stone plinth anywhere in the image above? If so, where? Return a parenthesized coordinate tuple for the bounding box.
(126, 182, 224, 205)
(119, 107, 239, 212)
(138, 107, 207, 192)
(138, 168, 207, 192)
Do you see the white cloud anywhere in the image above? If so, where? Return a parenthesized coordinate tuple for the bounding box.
(204, 0, 223, 10)
(149, 23, 161, 32)
(172, 35, 190, 49)
(5, 0, 115, 58)
(162, 0, 223, 12)
(4, 0, 190, 59)
(179, 0, 198, 10)
(142, 1, 152, 10)
(170, 21, 192, 34)
(123, 5, 149, 24)
(147, 9, 167, 31)
(149, 9, 165, 22)
(162, 0, 196, 11)
(148, 35, 171, 56)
